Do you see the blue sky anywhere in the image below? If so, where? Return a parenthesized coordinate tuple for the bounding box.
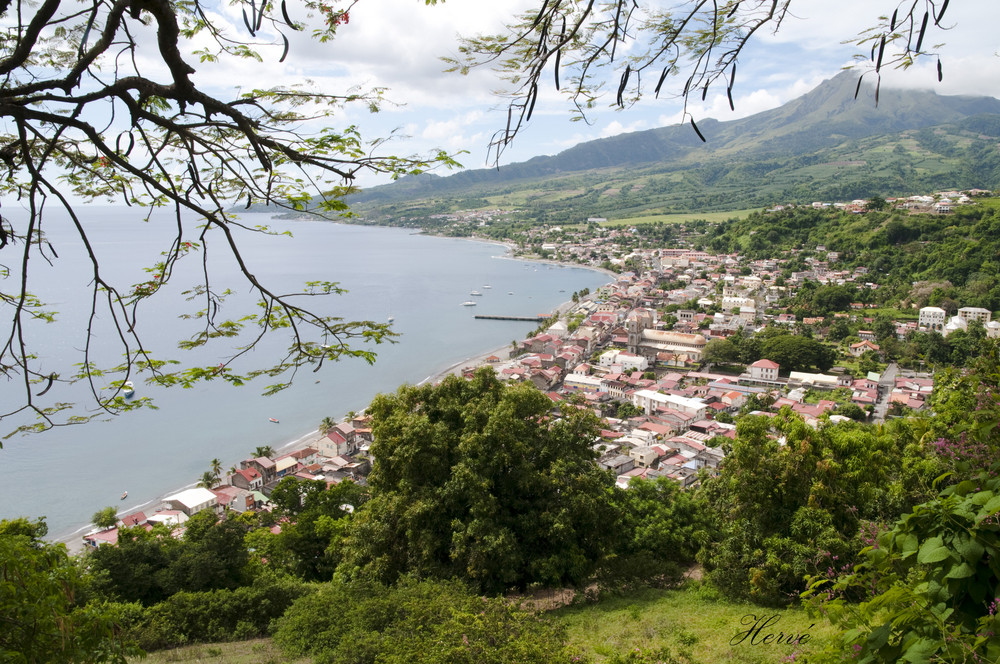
(131, 0, 1000, 187)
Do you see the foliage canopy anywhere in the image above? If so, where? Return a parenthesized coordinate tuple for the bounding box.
(339, 367, 618, 593)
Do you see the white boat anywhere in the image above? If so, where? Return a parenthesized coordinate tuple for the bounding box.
(122, 381, 135, 398)
(461, 301, 477, 306)
(388, 314, 394, 322)
(483, 285, 492, 289)
(470, 290, 482, 296)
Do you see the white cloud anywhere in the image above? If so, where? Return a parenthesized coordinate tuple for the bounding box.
(119, 0, 1000, 186)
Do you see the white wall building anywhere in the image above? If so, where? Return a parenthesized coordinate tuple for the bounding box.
(958, 307, 992, 325)
(918, 306, 947, 331)
(163, 488, 218, 517)
(749, 359, 780, 382)
(598, 349, 649, 372)
(631, 389, 708, 419)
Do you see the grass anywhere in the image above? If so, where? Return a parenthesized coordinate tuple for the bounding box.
(553, 582, 839, 664)
(132, 584, 839, 664)
(600, 210, 757, 227)
(133, 638, 309, 664)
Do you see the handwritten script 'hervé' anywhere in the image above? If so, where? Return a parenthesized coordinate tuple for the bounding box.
(730, 613, 815, 646)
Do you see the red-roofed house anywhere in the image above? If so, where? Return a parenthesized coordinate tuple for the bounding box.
(749, 359, 780, 381)
(83, 528, 118, 548)
(230, 467, 263, 492)
(320, 430, 356, 457)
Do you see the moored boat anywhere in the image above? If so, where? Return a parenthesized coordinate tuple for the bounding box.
(122, 381, 135, 398)
(461, 301, 477, 306)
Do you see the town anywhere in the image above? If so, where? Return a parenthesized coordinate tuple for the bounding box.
(82, 190, 999, 547)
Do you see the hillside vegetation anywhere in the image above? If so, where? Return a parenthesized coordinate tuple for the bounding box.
(704, 200, 1000, 312)
(335, 72, 1000, 224)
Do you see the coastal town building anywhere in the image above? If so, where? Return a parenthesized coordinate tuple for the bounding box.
(162, 487, 218, 517)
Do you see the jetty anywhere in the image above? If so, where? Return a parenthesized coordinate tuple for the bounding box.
(474, 314, 550, 322)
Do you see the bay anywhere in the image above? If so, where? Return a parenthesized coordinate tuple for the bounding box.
(0, 207, 609, 542)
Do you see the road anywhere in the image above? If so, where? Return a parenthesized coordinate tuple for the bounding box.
(872, 361, 899, 422)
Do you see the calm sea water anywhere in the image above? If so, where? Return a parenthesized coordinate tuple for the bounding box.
(0, 207, 609, 541)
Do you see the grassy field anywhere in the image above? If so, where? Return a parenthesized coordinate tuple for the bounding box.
(131, 583, 839, 664)
(600, 210, 757, 227)
(554, 583, 837, 663)
(135, 639, 308, 664)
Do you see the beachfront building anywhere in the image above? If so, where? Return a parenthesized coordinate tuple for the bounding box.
(162, 487, 218, 517)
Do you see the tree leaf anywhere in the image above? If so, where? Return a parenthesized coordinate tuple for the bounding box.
(899, 532, 918, 558)
(945, 561, 974, 579)
(867, 622, 891, 649)
(917, 536, 951, 564)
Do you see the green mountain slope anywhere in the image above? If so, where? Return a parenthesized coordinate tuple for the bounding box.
(347, 71, 1000, 222)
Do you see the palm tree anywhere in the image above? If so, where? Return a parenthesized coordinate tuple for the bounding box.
(210, 458, 223, 482)
(319, 416, 336, 435)
(198, 471, 217, 489)
(253, 445, 274, 459)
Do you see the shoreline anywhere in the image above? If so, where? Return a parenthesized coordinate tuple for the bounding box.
(57, 243, 613, 555)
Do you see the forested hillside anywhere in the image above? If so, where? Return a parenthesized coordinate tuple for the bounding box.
(335, 73, 1000, 224)
(705, 201, 1000, 312)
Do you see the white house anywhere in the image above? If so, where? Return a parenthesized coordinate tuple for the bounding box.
(598, 349, 649, 372)
(163, 487, 218, 517)
(749, 359, 780, 382)
(918, 306, 947, 331)
(631, 389, 708, 419)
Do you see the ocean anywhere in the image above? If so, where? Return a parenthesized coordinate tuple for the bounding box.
(0, 207, 610, 542)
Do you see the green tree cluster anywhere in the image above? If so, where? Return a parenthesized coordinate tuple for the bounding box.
(274, 577, 571, 664)
(807, 467, 1000, 664)
(338, 368, 618, 593)
(1, 518, 140, 663)
(700, 413, 941, 605)
(87, 511, 249, 605)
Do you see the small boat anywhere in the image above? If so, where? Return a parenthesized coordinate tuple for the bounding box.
(508, 291, 514, 295)
(483, 285, 492, 289)
(470, 290, 482, 296)
(122, 381, 134, 398)
(388, 315, 394, 322)
(269, 417, 279, 423)
(461, 301, 477, 307)
(120, 491, 127, 501)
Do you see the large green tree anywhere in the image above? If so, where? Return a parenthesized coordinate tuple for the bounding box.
(1, 519, 140, 663)
(339, 367, 618, 594)
(700, 412, 940, 605)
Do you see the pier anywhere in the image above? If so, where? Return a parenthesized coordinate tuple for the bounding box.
(474, 314, 550, 322)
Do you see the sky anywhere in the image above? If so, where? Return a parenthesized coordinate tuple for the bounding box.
(147, 0, 1000, 187)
